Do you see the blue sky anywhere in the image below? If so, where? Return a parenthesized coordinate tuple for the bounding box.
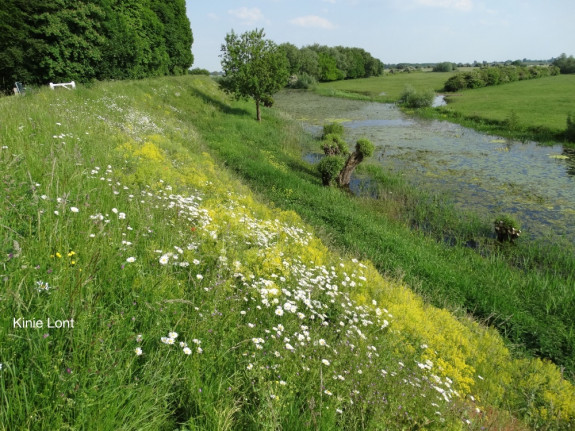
(186, 0, 575, 71)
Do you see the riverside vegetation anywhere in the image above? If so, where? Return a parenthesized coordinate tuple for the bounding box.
(1, 75, 574, 430)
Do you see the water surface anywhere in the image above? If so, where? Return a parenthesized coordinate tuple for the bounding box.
(275, 91, 575, 243)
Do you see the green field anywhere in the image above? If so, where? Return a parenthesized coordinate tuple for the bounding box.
(1, 76, 574, 430)
(441, 74, 575, 132)
(316, 71, 455, 101)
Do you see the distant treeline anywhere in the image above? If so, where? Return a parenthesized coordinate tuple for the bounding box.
(279, 43, 384, 83)
(0, 0, 193, 91)
(444, 65, 560, 92)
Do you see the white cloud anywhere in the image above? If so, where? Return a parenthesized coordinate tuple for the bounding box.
(228, 7, 265, 25)
(289, 15, 336, 29)
(415, 0, 473, 11)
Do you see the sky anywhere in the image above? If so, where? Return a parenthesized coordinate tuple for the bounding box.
(186, 0, 575, 72)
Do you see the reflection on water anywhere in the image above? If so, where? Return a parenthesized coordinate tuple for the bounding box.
(275, 91, 575, 243)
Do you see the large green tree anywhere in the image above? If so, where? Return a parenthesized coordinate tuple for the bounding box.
(220, 28, 289, 122)
(150, 0, 193, 75)
(0, 0, 194, 90)
(30, 0, 107, 83)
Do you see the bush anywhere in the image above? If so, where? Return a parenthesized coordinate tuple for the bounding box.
(321, 134, 348, 156)
(322, 122, 345, 138)
(398, 85, 435, 108)
(356, 138, 375, 158)
(317, 156, 345, 186)
(287, 72, 318, 89)
(433, 62, 455, 72)
(494, 214, 521, 243)
(444, 74, 467, 92)
(189, 68, 211, 75)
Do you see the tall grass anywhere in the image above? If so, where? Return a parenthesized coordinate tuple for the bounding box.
(0, 76, 573, 430)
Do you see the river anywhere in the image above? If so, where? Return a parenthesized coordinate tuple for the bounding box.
(274, 90, 575, 244)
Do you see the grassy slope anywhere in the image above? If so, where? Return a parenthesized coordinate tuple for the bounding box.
(0, 76, 573, 430)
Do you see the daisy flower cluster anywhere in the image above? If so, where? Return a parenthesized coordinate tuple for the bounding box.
(232, 255, 467, 418)
(161, 331, 202, 355)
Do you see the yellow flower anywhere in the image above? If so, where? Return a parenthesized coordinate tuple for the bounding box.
(55, 252, 62, 258)
(67, 251, 76, 257)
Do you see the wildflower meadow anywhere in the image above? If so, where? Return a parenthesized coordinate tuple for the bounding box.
(0, 76, 573, 430)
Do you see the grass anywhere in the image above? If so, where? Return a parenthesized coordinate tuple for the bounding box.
(435, 74, 575, 142)
(315, 71, 455, 102)
(0, 75, 574, 430)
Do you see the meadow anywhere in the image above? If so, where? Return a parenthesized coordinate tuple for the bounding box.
(0, 75, 574, 430)
(438, 74, 575, 139)
(315, 71, 455, 102)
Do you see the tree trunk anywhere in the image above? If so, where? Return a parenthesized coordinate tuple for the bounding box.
(256, 99, 261, 122)
(337, 151, 364, 187)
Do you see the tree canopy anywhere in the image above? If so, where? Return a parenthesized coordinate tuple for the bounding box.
(0, 0, 194, 91)
(279, 43, 384, 82)
(220, 28, 289, 122)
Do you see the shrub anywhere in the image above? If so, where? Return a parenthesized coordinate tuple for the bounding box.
(321, 133, 348, 156)
(444, 74, 467, 92)
(433, 62, 455, 72)
(464, 72, 485, 89)
(317, 156, 345, 186)
(189, 68, 211, 75)
(287, 72, 318, 89)
(494, 214, 521, 243)
(398, 85, 435, 108)
(322, 122, 345, 138)
(356, 138, 375, 157)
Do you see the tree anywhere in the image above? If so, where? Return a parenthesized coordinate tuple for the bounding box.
(150, 0, 193, 74)
(0, 0, 194, 88)
(30, 0, 107, 83)
(220, 28, 289, 122)
(317, 123, 374, 188)
(553, 53, 575, 74)
(318, 52, 342, 81)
